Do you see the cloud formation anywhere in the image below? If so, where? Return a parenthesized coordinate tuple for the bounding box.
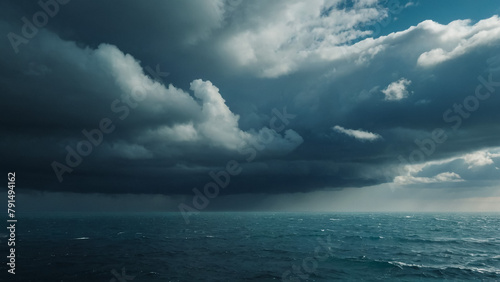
(393, 147, 500, 186)
(332, 125, 382, 141)
(417, 16, 500, 67)
(221, 0, 389, 77)
(394, 171, 464, 185)
(1, 0, 500, 205)
(463, 150, 500, 169)
(382, 78, 412, 101)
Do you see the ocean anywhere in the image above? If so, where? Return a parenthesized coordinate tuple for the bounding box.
(1, 212, 499, 281)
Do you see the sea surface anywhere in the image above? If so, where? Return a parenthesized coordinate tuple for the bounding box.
(1, 212, 499, 281)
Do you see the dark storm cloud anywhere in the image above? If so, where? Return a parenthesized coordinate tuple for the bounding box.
(1, 0, 500, 199)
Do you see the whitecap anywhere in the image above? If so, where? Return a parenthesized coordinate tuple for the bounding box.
(463, 237, 491, 243)
(389, 261, 422, 268)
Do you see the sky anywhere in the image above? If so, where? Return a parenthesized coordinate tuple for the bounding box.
(1, 0, 500, 213)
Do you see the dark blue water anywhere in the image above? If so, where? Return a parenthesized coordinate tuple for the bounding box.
(1, 212, 499, 281)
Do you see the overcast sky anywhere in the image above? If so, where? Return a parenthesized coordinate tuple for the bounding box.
(2, 0, 500, 213)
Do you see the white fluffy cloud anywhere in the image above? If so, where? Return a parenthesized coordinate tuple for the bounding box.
(3, 1, 500, 197)
(417, 16, 500, 67)
(98, 46, 304, 154)
(222, 0, 388, 77)
(382, 78, 412, 101)
(333, 125, 381, 141)
(190, 79, 252, 150)
(5, 28, 304, 158)
(394, 171, 463, 185)
(463, 150, 500, 169)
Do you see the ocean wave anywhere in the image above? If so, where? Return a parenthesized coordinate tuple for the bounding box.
(389, 261, 500, 276)
(396, 236, 499, 246)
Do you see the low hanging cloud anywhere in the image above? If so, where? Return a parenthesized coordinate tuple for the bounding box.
(393, 147, 500, 186)
(382, 78, 412, 101)
(332, 125, 382, 141)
